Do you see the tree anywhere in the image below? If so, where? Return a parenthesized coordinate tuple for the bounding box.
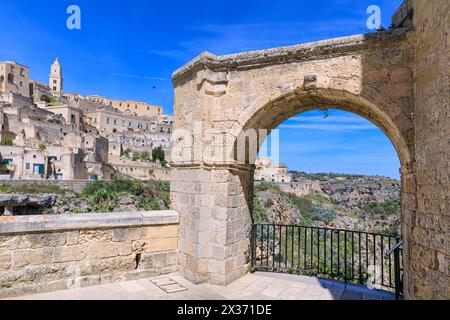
(121, 148, 131, 158)
(140, 151, 151, 161)
(152, 147, 165, 164)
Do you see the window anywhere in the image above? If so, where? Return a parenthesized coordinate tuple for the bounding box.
(106, 118, 110, 124)
(128, 122, 132, 127)
(53, 86, 57, 91)
(53, 80, 57, 84)
(26, 163, 30, 170)
(2, 159, 13, 165)
(33, 164, 45, 175)
(7, 73, 14, 84)
(113, 119, 117, 125)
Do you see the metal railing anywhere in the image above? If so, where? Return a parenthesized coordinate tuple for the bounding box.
(251, 224, 403, 298)
(385, 239, 404, 300)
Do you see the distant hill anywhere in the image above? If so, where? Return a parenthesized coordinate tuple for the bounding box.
(254, 172, 401, 235)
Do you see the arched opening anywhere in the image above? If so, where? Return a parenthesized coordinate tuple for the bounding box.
(7, 73, 14, 84)
(233, 88, 411, 167)
(253, 109, 401, 231)
(231, 88, 411, 295)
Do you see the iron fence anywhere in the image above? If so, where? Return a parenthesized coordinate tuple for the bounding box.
(251, 224, 403, 298)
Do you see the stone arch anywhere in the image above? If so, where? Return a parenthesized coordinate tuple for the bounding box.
(231, 86, 412, 167)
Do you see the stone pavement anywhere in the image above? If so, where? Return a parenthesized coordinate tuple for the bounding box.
(7, 272, 395, 300)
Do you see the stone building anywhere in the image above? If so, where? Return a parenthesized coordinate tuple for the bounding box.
(0, 61, 30, 97)
(254, 157, 292, 183)
(29, 79, 51, 104)
(87, 107, 161, 136)
(86, 95, 162, 118)
(0, 146, 82, 180)
(41, 105, 81, 130)
(108, 132, 171, 158)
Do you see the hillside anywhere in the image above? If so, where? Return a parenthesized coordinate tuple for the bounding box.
(254, 172, 401, 235)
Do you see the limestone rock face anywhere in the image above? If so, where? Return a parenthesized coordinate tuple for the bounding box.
(0, 194, 56, 207)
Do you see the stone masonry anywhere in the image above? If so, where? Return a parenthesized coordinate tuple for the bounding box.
(170, 0, 449, 299)
(0, 211, 179, 298)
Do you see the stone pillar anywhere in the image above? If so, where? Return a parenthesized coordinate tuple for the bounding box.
(400, 163, 417, 299)
(171, 164, 254, 285)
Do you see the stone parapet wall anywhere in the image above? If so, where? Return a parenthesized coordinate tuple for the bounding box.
(0, 210, 179, 298)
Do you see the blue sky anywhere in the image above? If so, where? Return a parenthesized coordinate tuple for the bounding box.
(0, 0, 403, 178)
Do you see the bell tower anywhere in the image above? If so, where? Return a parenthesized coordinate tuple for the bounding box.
(49, 57, 63, 96)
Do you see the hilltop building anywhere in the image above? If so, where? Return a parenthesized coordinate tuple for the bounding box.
(254, 157, 293, 183)
(86, 95, 163, 118)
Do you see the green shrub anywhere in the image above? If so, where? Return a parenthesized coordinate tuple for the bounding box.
(140, 151, 151, 161)
(0, 184, 15, 193)
(121, 148, 131, 158)
(253, 196, 269, 223)
(362, 198, 400, 216)
(284, 192, 312, 216)
(310, 203, 337, 223)
(2, 139, 13, 146)
(0, 183, 66, 194)
(82, 176, 143, 198)
(138, 197, 160, 211)
(264, 198, 274, 208)
(255, 182, 280, 193)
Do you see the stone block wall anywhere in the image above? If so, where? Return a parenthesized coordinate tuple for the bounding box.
(171, 166, 253, 285)
(0, 211, 179, 298)
(409, 0, 450, 300)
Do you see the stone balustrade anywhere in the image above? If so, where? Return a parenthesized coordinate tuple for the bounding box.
(0, 210, 179, 298)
